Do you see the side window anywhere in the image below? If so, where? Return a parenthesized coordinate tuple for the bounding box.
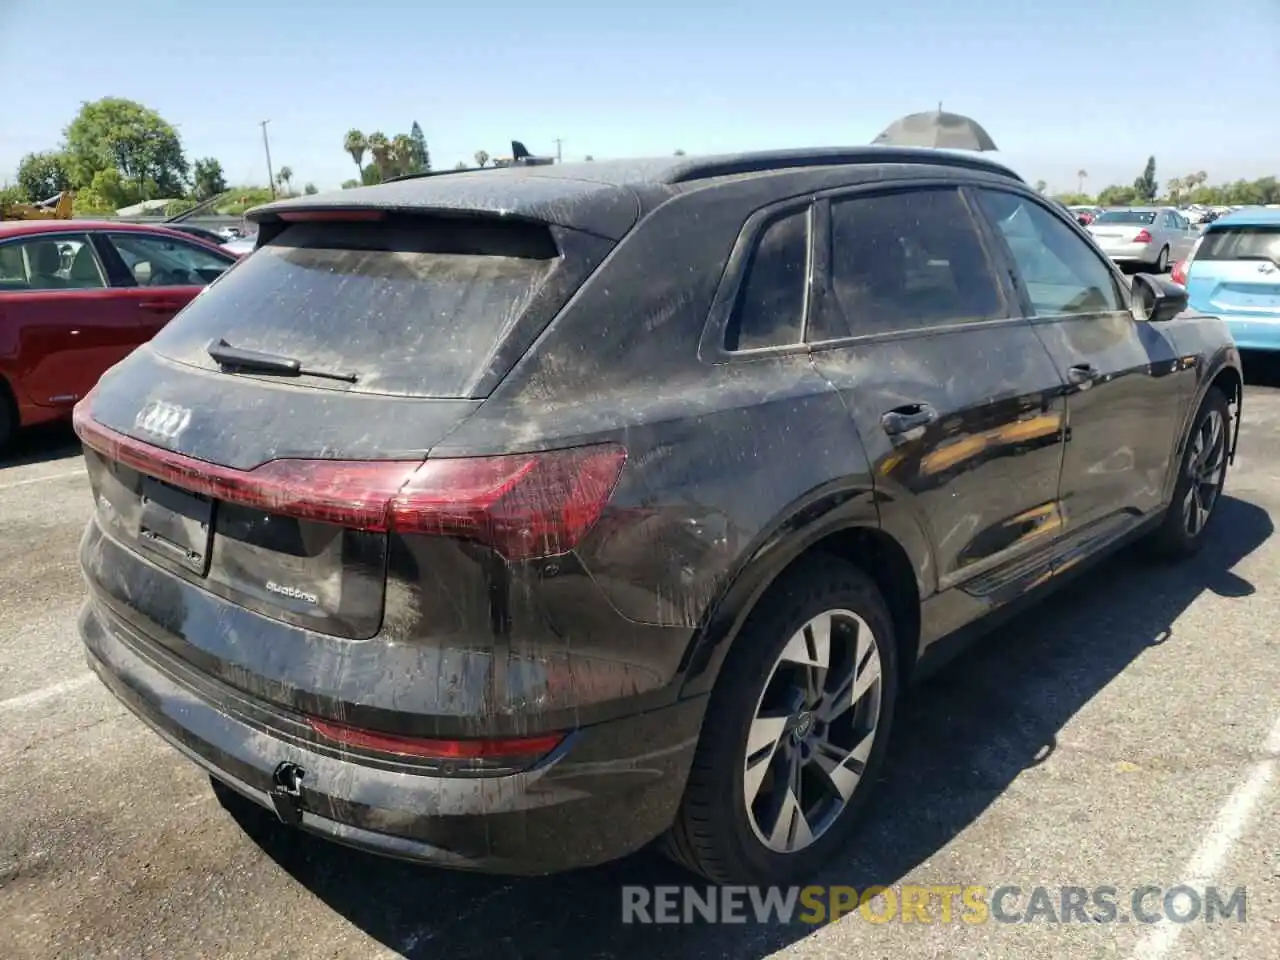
(975, 190, 1123, 317)
(815, 188, 1003, 340)
(725, 208, 809, 351)
(0, 235, 106, 292)
(104, 233, 232, 288)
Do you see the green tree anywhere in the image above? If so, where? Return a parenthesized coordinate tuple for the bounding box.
(276, 166, 294, 195)
(361, 163, 383, 186)
(409, 121, 430, 173)
(584, 154, 594, 162)
(391, 134, 414, 177)
(63, 97, 188, 199)
(341, 178, 360, 190)
(454, 161, 468, 170)
(0, 185, 26, 209)
(304, 183, 319, 195)
(343, 129, 367, 180)
(366, 132, 390, 179)
(1097, 184, 1139, 206)
(16, 151, 71, 201)
(474, 149, 490, 168)
(1034, 179, 1048, 193)
(191, 157, 227, 201)
(1134, 156, 1157, 203)
(673, 148, 686, 156)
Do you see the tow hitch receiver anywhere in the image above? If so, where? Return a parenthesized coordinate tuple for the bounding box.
(269, 762, 306, 826)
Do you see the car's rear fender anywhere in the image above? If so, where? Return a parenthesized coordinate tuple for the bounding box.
(674, 482, 932, 699)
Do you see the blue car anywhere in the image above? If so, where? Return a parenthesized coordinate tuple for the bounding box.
(1177, 207, 1280, 351)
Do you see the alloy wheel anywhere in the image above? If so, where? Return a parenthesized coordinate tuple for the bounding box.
(1183, 406, 1226, 538)
(743, 609, 884, 853)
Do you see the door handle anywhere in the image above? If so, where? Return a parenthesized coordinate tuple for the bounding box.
(881, 402, 938, 436)
(1067, 363, 1098, 385)
(138, 299, 179, 311)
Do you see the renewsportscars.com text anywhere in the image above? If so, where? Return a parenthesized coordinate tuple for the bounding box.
(621, 884, 1247, 925)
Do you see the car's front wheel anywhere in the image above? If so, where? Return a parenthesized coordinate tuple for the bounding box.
(1148, 385, 1231, 559)
(664, 556, 898, 884)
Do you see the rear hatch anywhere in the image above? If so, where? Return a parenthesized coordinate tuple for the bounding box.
(1185, 224, 1280, 317)
(78, 210, 598, 641)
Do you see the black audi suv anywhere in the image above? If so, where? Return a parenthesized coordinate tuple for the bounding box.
(74, 147, 1242, 885)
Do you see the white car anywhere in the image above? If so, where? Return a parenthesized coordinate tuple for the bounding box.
(1086, 207, 1199, 272)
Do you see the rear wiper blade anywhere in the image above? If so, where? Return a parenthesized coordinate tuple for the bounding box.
(207, 339, 357, 383)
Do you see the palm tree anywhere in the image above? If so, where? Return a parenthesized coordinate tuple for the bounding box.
(391, 134, 415, 177)
(1167, 177, 1185, 204)
(474, 149, 490, 168)
(1077, 169, 1088, 194)
(367, 132, 390, 179)
(276, 166, 294, 195)
(344, 129, 367, 180)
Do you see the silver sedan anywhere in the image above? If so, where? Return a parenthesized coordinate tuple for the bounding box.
(1086, 207, 1199, 272)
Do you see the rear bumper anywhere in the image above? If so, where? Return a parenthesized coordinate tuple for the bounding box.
(1098, 243, 1159, 265)
(80, 596, 705, 874)
(1217, 315, 1280, 352)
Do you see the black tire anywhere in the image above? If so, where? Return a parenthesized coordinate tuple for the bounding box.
(1155, 246, 1170, 273)
(662, 555, 898, 885)
(1147, 386, 1231, 559)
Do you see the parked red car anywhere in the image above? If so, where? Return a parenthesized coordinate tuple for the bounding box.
(0, 220, 237, 448)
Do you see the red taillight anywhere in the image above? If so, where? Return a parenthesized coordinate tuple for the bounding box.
(307, 717, 565, 760)
(1171, 260, 1187, 285)
(72, 409, 627, 561)
(1133, 229, 1153, 244)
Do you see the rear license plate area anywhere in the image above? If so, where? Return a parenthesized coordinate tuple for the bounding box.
(137, 476, 215, 575)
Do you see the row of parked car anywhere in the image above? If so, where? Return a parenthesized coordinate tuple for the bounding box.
(1055, 202, 1280, 351)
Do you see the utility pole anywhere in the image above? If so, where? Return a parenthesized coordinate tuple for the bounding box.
(553, 137, 563, 163)
(260, 120, 276, 199)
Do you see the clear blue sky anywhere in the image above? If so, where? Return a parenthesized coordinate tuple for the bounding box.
(1, 0, 1277, 194)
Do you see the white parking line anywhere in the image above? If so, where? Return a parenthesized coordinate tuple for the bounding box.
(0, 469, 86, 491)
(1131, 712, 1280, 960)
(0, 673, 95, 712)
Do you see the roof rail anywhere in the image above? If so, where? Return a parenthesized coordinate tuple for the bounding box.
(660, 147, 1024, 185)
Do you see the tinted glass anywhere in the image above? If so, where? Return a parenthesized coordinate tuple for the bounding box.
(105, 233, 232, 287)
(148, 220, 557, 398)
(1094, 211, 1157, 225)
(977, 190, 1122, 317)
(1196, 226, 1280, 265)
(817, 188, 1003, 338)
(726, 209, 809, 351)
(0, 234, 105, 291)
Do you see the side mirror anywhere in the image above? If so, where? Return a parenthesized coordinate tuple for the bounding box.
(1130, 273, 1188, 324)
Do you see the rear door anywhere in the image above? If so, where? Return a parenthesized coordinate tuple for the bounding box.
(0, 232, 142, 407)
(806, 184, 1070, 601)
(93, 231, 235, 340)
(972, 188, 1191, 543)
(1184, 224, 1280, 335)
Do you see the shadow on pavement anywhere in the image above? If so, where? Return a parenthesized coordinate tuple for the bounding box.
(0, 421, 80, 470)
(1241, 350, 1280, 389)
(220, 495, 1271, 960)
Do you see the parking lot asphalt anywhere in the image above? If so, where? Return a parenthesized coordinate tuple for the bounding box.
(2, 364, 1279, 960)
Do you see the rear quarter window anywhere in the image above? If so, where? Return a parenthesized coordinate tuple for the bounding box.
(146, 219, 559, 399)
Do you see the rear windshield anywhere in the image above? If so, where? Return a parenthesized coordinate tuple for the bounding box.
(1093, 211, 1157, 225)
(1196, 226, 1280, 265)
(148, 219, 557, 398)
